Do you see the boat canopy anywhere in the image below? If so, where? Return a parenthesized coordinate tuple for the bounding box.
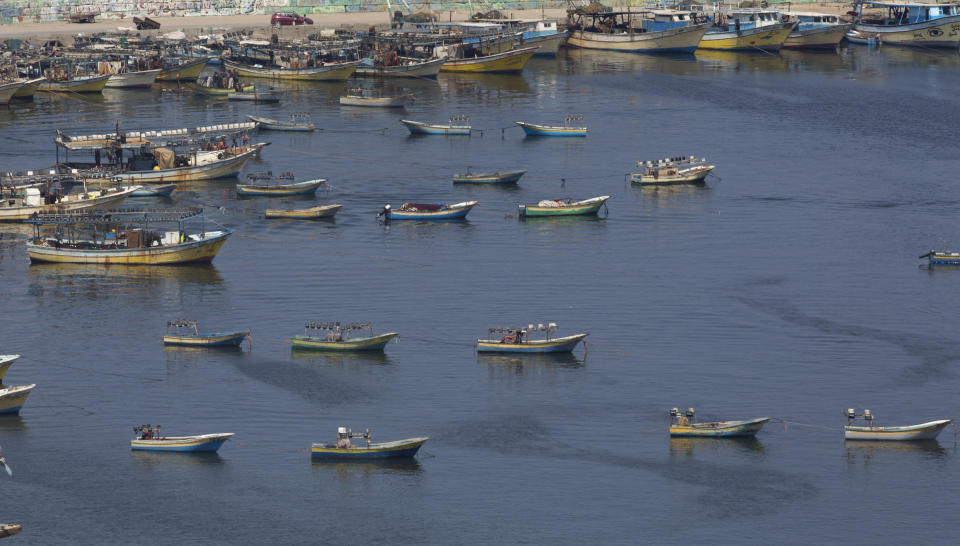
(25, 207, 205, 225)
(853, 1, 960, 22)
(57, 122, 257, 150)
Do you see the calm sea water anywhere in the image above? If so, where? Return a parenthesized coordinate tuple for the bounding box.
(2, 46, 960, 544)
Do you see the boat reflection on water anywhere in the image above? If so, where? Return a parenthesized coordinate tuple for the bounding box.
(845, 439, 949, 465)
(438, 72, 532, 95)
(27, 263, 225, 286)
(669, 436, 765, 456)
(694, 49, 789, 72)
(311, 457, 423, 478)
(478, 352, 585, 376)
(559, 48, 701, 76)
(290, 348, 393, 367)
(130, 450, 226, 467)
(0, 416, 26, 432)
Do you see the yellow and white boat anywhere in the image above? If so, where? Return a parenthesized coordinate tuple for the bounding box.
(0, 384, 35, 415)
(699, 10, 795, 51)
(440, 46, 539, 73)
(0, 355, 19, 382)
(156, 58, 209, 82)
(853, 1, 960, 47)
(38, 73, 112, 93)
(782, 12, 852, 49)
(222, 59, 359, 81)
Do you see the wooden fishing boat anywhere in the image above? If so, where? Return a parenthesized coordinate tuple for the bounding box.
(236, 174, 326, 196)
(0, 184, 140, 222)
(400, 116, 471, 136)
(452, 169, 526, 184)
(248, 114, 315, 132)
(187, 82, 255, 97)
(477, 324, 588, 353)
(12, 77, 45, 99)
(782, 13, 853, 49)
(516, 115, 587, 137)
(354, 57, 446, 78)
(440, 46, 539, 73)
(845, 29, 881, 45)
(0, 524, 21, 538)
(131, 425, 233, 452)
(25, 208, 232, 265)
(853, 1, 960, 47)
(339, 93, 409, 108)
(698, 11, 795, 51)
(105, 68, 162, 89)
(669, 408, 770, 437)
(38, 73, 111, 93)
(566, 9, 711, 53)
(227, 90, 281, 103)
(518, 195, 610, 218)
(844, 409, 951, 440)
(292, 322, 398, 352)
(162, 319, 249, 347)
(156, 58, 209, 82)
(265, 204, 342, 219)
(0, 384, 35, 414)
(131, 184, 176, 196)
(920, 250, 960, 265)
(0, 355, 19, 382)
(631, 156, 715, 185)
(0, 81, 27, 104)
(222, 59, 359, 81)
(379, 200, 478, 221)
(312, 427, 428, 459)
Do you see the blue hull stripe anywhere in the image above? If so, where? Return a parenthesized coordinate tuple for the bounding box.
(131, 439, 228, 452)
(0, 406, 22, 415)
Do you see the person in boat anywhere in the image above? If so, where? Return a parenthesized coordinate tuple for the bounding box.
(336, 431, 352, 449)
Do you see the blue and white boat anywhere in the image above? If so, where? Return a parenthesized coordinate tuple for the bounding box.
(400, 116, 471, 136)
(130, 425, 233, 452)
(516, 115, 587, 137)
(379, 201, 478, 221)
(920, 250, 960, 265)
(853, 1, 960, 47)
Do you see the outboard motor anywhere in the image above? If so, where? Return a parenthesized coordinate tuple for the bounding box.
(377, 204, 391, 221)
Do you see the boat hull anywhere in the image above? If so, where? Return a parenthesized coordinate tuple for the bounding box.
(187, 82, 255, 97)
(156, 59, 208, 81)
(670, 417, 771, 437)
(631, 166, 714, 185)
(291, 332, 398, 352)
(248, 115, 315, 131)
(163, 331, 249, 346)
(12, 78, 44, 98)
(844, 420, 951, 441)
(38, 74, 111, 93)
(440, 47, 538, 73)
(477, 333, 588, 353)
(265, 204, 342, 219)
(699, 23, 794, 51)
(783, 24, 852, 49)
(0, 82, 24, 104)
(516, 122, 587, 137)
(0, 355, 19, 382)
(339, 95, 407, 107)
(519, 196, 610, 217)
(0, 186, 139, 222)
(236, 179, 325, 196)
(105, 69, 162, 88)
(111, 148, 257, 184)
(453, 170, 526, 184)
(131, 433, 234, 452)
(354, 58, 445, 78)
(855, 16, 960, 47)
(27, 230, 231, 265)
(223, 60, 358, 81)
(566, 24, 710, 53)
(311, 437, 428, 459)
(0, 385, 35, 415)
(400, 120, 470, 135)
(388, 202, 477, 220)
(928, 252, 960, 265)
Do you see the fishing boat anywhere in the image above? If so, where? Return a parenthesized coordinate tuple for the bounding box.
(38, 73, 111, 93)
(400, 116, 471, 136)
(845, 29, 882, 45)
(265, 204, 342, 219)
(105, 68, 162, 89)
(782, 12, 853, 49)
(920, 250, 960, 265)
(0, 355, 19, 382)
(339, 91, 409, 108)
(477, 18, 568, 55)
(0, 384, 34, 414)
(248, 113, 315, 132)
(378, 201, 478, 221)
(162, 319, 249, 347)
(518, 195, 610, 218)
(131, 425, 234, 452)
(312, 427, 429, 459)
(516, 115, 587, 137)
(566, 9, 712, 53)
(0, 81, 28, 105)
(222, 58, 360, 81)
(844, 409, 951, 441)
(187, 82, 255, 97)
(25, 208, 232, 265)
(440, 46, 539, 73)
(669, 408, 770, 437)
(0, 525, 21, 538)
(292, 322, 398, 352)
(354, 57, 446, 78)
(452, 168, 526, 184)
(853, 1, 960, 47)
(156, 58, 209, 82)
(131, 184, 176, 197)
(477, 323, 588, 353)
(227, 89, 282, 103)
(236, 173, 326, 196)
(0, 184, 140, 222)
(631, 156, 715, 185)
(698, 10, 795, 51)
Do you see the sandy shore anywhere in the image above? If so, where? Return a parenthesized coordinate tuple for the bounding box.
(0, 4, 860, 42)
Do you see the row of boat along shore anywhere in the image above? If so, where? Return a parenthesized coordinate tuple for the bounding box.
(2, 1, 958, 104)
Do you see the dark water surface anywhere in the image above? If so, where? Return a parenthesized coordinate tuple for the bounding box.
(2, 46, 960, 544)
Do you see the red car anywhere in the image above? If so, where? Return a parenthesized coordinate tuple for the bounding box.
(271, 12, 313, 26)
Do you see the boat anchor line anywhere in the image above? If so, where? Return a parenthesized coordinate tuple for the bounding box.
(17, 355, 162, 385)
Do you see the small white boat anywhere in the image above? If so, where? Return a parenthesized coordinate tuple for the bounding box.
(845, 29, 881, 46)
(844, 409, 951, 441)
(0, 354, 20, 382)
(105, 68, 163, 88)
(339, 92, 409, 108)
(0, 384, 35, 415)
